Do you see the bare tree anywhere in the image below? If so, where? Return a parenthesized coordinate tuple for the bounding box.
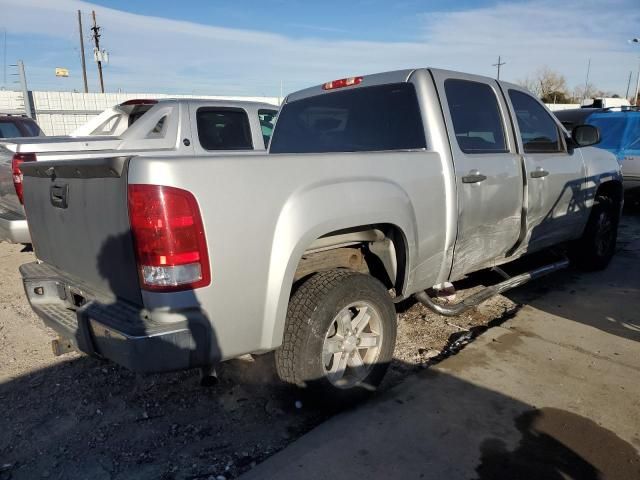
(518, 67, 568, 102)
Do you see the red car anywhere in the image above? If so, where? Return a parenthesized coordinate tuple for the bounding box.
(0, 115, 44, 138)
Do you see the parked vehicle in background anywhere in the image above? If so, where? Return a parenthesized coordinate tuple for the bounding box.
(71, 98, 159, 137)
(19, 68, 621, 404)
(0, 99, 277, 244)
(581, 97, 631, 109)
(0, 114, 44, 138)
(555, 107, 640, 202)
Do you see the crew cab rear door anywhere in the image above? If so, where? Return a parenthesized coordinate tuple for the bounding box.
(431, 70, 523, 279)
(503, 86, 587, 250)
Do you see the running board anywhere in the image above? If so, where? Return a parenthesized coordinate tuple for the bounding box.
(414, 259, 569, 317)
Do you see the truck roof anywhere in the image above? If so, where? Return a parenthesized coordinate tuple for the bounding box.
(285, 68, 525, 103)
(152, 98, 279, 110)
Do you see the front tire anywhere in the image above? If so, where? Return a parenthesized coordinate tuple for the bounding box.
(571, 195, 619, 271)
(275, 270, 397, 405)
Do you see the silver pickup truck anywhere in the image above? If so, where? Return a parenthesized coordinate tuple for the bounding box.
(0, 99, 277, 243)
(19, 68, 621, 403)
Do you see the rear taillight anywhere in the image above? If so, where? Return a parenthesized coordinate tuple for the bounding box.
(322, 76, 363, 90)
(12, 153, 37, 204)
(128, 184, 211, 291)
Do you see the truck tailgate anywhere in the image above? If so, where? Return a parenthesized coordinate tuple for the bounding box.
(21, 157, 142, 305)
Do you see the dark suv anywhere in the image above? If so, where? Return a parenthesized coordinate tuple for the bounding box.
(0, 115, 44, 138)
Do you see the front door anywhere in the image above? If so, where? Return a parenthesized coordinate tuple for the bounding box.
(431, 70, 523, 280)
(504, 87, 587, 251)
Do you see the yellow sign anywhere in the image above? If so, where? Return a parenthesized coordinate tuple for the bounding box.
(55, 68, 69, 77)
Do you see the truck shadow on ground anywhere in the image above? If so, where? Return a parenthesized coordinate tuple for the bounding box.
(2, 345, 639, 480)
(3, 218, 639, 479)
(504, 212, 640, 343)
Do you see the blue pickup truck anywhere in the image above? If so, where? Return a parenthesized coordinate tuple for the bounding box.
(555, 108, 640, 202)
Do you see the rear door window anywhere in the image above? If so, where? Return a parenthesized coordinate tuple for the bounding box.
(509, 90, 564, 153)
(197, 108, 253, 150)
(0, 121, 22, 138)
(258, 109, 277, 147)
(269, 83, 426, 154)
(444, 79, 507, 154)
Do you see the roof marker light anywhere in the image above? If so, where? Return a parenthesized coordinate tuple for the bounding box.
(322, 76, 363, 90)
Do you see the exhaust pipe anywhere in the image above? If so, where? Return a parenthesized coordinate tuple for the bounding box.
(415, 259, 569, 317)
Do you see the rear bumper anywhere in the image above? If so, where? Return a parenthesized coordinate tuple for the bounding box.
(20, 261, 220, 373)
(0, 208, 30, 243)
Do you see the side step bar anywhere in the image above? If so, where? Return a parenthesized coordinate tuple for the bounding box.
(414, 259, 569, 317)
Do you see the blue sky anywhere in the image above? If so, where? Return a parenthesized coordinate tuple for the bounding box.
(1, 0, 639, 97)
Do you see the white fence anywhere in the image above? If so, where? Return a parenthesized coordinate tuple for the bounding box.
(0, 90, 279, 136)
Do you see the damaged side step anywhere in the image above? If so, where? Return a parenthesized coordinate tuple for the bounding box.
(414, 258, 570, 317)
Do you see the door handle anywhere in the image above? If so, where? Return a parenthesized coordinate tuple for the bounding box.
(462, 170, 487, 184)
(530, 168, 549, 179)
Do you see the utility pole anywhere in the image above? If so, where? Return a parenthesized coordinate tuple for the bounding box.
(492, 56, 505, 80)
(16, 60, 33, 118)
(2, 29, 6, 88)
(634, 65, 640, 106)
(583, 58, 591, 101)
(77, 10, 89, 93)
(91, 10, 105, 93)
(626, 70, 633, 99)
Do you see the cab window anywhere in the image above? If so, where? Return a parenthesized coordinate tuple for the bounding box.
(259, 109, 277, 148)
(509, 90, 564, 153)
(197, 108, 253, 151)
(444, 79, 507, 154)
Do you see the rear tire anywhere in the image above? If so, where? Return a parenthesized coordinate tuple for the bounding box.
(275, 270, 397, 406)
(570, 195, 619, 271)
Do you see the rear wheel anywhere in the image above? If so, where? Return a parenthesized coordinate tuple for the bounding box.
(570, 196, 619, 271)
(275, 270, 397, 405)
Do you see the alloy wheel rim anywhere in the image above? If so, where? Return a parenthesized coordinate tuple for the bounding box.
(322, 301, 383, 389)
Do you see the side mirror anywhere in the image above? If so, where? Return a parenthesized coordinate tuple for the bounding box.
(571, 124, 600, 148)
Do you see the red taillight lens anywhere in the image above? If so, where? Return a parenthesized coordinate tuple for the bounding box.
(128, 184, 211, 291)
(12, 153, 37, 204)
(322, 76, 363, 90)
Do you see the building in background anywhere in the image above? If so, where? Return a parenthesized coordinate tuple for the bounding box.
(0, 90, 279, 135)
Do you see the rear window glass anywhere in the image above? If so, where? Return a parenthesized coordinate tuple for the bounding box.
(444, 79, 507, 154)
(22, 120, 43, 136)
(259, 109, 277, 148)
(197, 108, 253, 151)
(0, 121, 22, 138)
(269, 83, 426, 154)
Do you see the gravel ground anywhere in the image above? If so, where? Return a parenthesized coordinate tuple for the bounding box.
(2, 212, 636, 480)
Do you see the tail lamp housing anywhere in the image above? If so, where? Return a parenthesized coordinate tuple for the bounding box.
(128, 184, 211, 291)
(12, 152, 36, 204)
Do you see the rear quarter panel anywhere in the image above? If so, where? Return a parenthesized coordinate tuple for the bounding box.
(129, 150, 449, 358)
